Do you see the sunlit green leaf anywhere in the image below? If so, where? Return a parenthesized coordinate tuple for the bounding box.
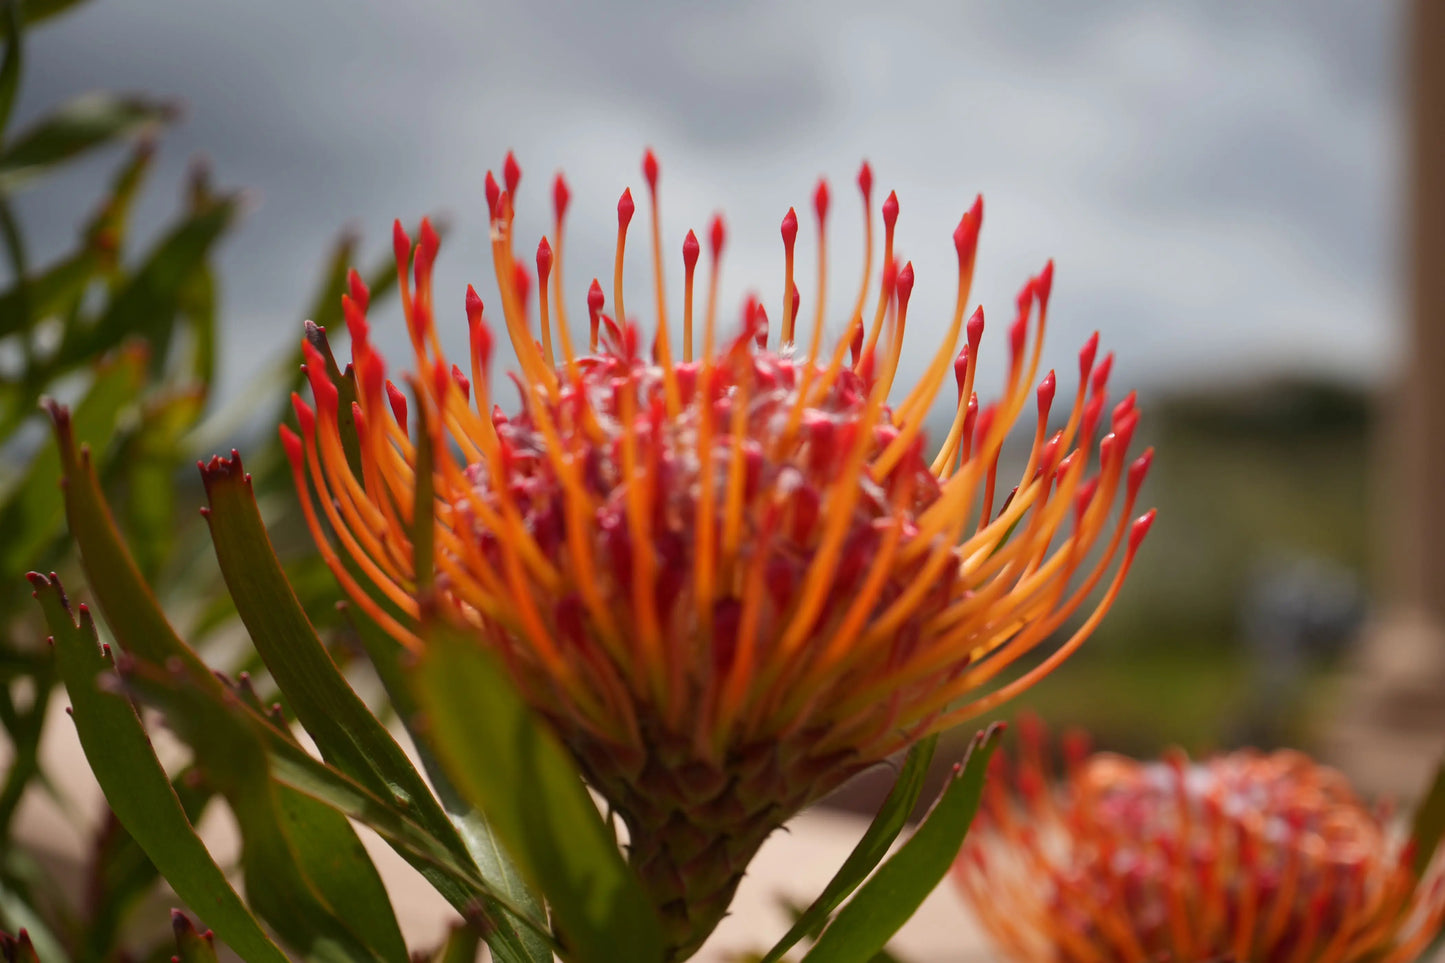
(28, 573, 288, 963)
(759, 736, 939, 963)
(414, 624, 665, 963)
(802, 726, 1002, 963)
(48, 408, 404, 963)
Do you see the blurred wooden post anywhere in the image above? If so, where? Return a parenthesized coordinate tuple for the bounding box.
(1329, 0, 1445, 798)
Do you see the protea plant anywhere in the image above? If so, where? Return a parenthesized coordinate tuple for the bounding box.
(33, 150, 1153, 962)
(954, 716, 1445, 963)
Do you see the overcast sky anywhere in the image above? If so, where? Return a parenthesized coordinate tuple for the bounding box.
(12, 1, 1401, 415)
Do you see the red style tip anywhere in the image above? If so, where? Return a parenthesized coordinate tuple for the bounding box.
(1128, 509, 1157, 552)
(814, 179, 830, 224)
(966, 306, 985, 350)
(418, 217, 440, 265)
(642, 149, 659, 191)
(895, 261, 915, 308)
(881, 257, 898, 294)
(1112, 391, 1137, 427)
(781, 207, 798, 248)
(974, 404, 997, 448)
(954, 346, 971, 396)
(708, 214, 726, 259)
(503, 151, 521, 198)
(291, 392, 316, 437)
(618, 188, 635, 229)
(882, 190, 899, 230)
(1074, 476, 1100, 522)
(278, 424, 303, 467)
(1128, 447, 1154, 497)
(512, 263, 532, 312)
(588, 278, 605, 315)
(857, 161, 873, 201)
(392, 220, 411, 268)
(473, 317, 494, 372)
(553, 172, 571, 221)
(451, 364, 471, 403)
(1079, 331, 1100, 378)
(1037, 370, 1056, 416)
(682, 229, 700, 270)
(485, 171, 501, 219)
(1008, 312, 1028, 360)
(465, 284, 484, 326)
(791, 283, 800, 321)
(850, 321, 864, 364)
(1036, 259, 1055, 307)
(347, 269, 370, 312)
(1091, 351, 1114, 396)
(385, 381, 408, 432)
(536, 237, 554, 281)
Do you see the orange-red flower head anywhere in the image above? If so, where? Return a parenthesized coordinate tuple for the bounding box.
(283, 151, 1154, 954)
(955, 717, 1445, 963)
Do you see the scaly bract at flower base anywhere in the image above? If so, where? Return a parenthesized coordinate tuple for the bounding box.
(955, 717, 1445, 963)
(283, 150, 1156, 956)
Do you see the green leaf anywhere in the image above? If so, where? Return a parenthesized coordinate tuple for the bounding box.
(802, 726, 1003, 963)
(759, 736, 939, 963)
(46, 408, 404, 963)
(0, 1, 21, 141)
(413, 624, 665, 963)
(1410, 755, 1445, 878)
(429, 926, 481, 963)
(170, 912, 221, 963)
(0, 92, 175, 190)
(28, 572, 290, 963)
(196, 452, 548, 958)
(0, 347, 145, 580)
(349, 608, 552, 963)
(114, 653, 557, 955)
(0, 0, 91, 38)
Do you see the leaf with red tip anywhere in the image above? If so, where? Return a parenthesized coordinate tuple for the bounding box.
(45, 414, 404, 963)
(171, 911, 220, 963)
(642, 148, 659, 190)
(802, 726, 1003, 963)
(30, 573, 288, 963)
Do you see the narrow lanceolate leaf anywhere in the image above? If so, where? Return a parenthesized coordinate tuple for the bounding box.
(46, 407, 405, 963)
(0, 0, 92, 38)
(414, 624, 666, 963)
(0, 348, 145, 579)
(27, 573, 288, 963)
(803, 726, 1003, 963)
(350, 607, 552, 963)
(0, 92, 175, 190)
(759, 736, 939, 963)
(171, 911, 221, 963)
(196, 451, 550, 963)
(114, 652, 557, 955)
(1411, 756, 1445, 879)
(0, 0, 21, 141)
(430, 926, 481, 963)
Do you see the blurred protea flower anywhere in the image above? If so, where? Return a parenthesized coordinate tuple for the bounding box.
(283, 150, 1155, 955)
(955, 717, 1445, 963)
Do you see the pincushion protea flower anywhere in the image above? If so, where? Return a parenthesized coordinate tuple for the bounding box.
(954, 717, 1445, 963)
(281, 150, 1155, 956)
